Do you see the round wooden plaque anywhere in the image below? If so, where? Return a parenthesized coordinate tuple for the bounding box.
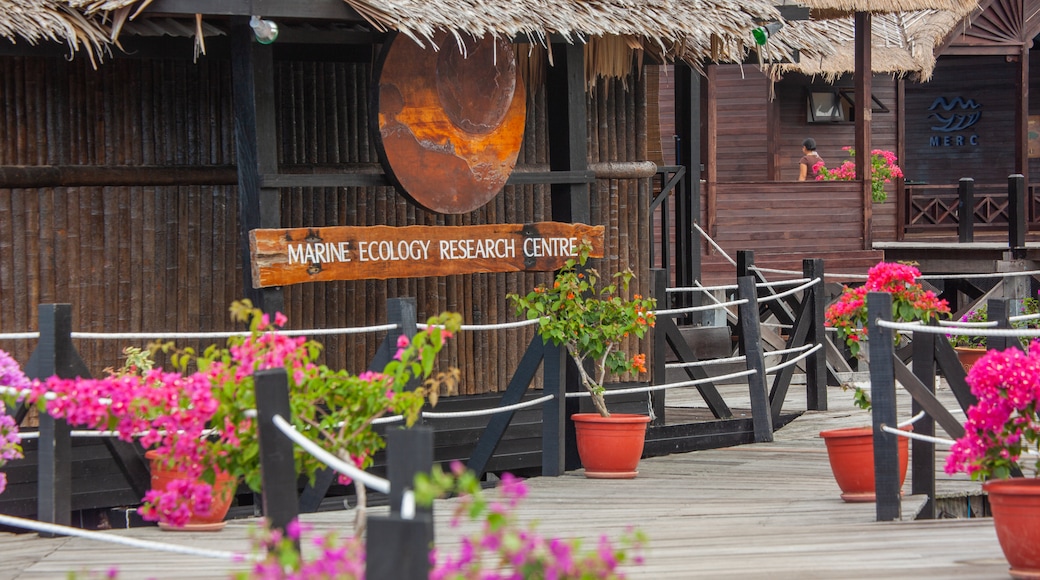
(374, 33, 526, 214)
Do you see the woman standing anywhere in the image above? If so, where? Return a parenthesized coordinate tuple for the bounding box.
(798, 138, 824, 181)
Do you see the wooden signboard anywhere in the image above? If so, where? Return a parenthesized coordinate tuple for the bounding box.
(249, 222, 604, 288)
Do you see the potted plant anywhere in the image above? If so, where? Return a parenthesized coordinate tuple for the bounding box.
(9, 301, 460, 530)
(947, 297, 1040, 373)
(508, 241, 656, 478)
(823, 261, 950, 501)
(814, 146, 904, 203)
(946, 344, 1040, 578)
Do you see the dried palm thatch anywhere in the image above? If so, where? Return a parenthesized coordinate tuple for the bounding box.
(797, 0, 979, 19)
(769, 9, 971, 81)
(0, 0, 115, 66)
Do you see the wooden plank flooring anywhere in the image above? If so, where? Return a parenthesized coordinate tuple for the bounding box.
(0, 381, 1010, 579)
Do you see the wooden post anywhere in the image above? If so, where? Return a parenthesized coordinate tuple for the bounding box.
(868, 292, 900, 522)
(366, 514, 432, 580)
(24, 304, 89, 535)
(387, 426, 433, 527)
(547, 42, 590, 224)
(541, 338, 567, 476)
(911, 324, 937, 520)
(988, 298, 1013, 352)
(958, 178, 974, 243)
(804, 259, 827, 411)
(650, 269, 668, 425)
(737, 276, 772, 442)
(674, 62, 702, 288)
(369, 298, 418, 378)
(254, 368, 301, 542)
(855, 11, 873, 249)
(737, 250, 754, 280)
(1009, 174, 1027, 252)
(231, 18, 284, 315)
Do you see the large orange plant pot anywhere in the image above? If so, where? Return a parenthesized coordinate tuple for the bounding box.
(954, 346, 987, 374)
(146, 450, 236, 531)
(984, 478, 1040, 579)
(819, 425, 909, 503)
(572, 413, 651, 479)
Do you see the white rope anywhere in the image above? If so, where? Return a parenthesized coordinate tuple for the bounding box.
(271, 415, 390, 494)
(761, 322, 793, 329)
(880, 424, 956, 447)
(747, 265, 803, 277)
(899, 411, 926, 428)
(69, 323, 400, 340)
(938, 319, 998, 328)
(655, 298, 748, 316)
(692, 222, 736, 265)
(421, 394, 554, 419)
(757, 278, 820, 303)
(764, 344, 813, 358)
(918, 269, 1040, 281)
(1011, 312, 1040, 323)
(564, 368, 757, 397)
(417, 318, 541, 331)
(666, 283, 738, 294)
(0, 332, 39, 340)
(665, 354, 747, 370)
(829, 272, 869, 281)
(880, 319, 1040, 338)
(17, 427, 218, 440)
(0, 513, 248, 561)
(764, 343, 823, 374)
(372, 415, 404, 425)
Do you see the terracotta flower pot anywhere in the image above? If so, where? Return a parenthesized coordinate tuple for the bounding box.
(572, 413, 650, 479)
(954, 346, 987, 374)
(819, 425, 909, 503)
(984, 478, 1040, 579)
(145, 450, 236, 531)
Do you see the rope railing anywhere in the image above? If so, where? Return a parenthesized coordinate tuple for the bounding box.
(765, 345, 819, 378)
(0, 513, 249, 561)
(271, 414, 390, 495)
(665, 354, 746, 370)
(420, 394, 555, 419)
(0, 332, 39, 340)
(918, 268, 1040, 281)
(655, 297, 748, 317)
(879, 320, 1040, 338)
(692, 222, 736, 266)
(563, 367, 757, 398)
(756, 278, 820, 303)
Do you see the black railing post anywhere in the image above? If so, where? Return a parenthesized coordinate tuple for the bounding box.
(958, 177, 974, 243)
(370, 298, 418, 379)
(911, 323, 937, 519)
(737, 276, 772, 442)
(1009, 174, 1027, 252)
(368, 427, 434, 580)
(254, 368, 300, 541)
(650, 268, 668, 426)
(868, 292, 901, 522)
(804, 259, 827, 411)
(541, 339, 566, 475)
(24, 304, 88, 535)
(988, 298, 1014, 352)
(736, 250, 754, 280)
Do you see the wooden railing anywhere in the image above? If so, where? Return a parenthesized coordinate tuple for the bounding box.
(905, 178, 1040, 233)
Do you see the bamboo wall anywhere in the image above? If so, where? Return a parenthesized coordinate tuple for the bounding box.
(0, 52, 651, 395)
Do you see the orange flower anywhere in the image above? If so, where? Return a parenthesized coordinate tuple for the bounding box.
(633, 353, 647, 373)
(567, 292, 575, 300)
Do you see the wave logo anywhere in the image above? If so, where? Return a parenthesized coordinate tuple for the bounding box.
(928, 97, 981, 132)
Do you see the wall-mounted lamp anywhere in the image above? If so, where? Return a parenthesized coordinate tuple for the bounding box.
(250, 15, 279, 45)
(753, 21, 783, 45)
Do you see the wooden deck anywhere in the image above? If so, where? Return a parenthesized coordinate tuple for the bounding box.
(0, 381, 1010, 579)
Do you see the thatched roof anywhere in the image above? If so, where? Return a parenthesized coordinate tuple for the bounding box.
(798, 0, 979, 18)
(769, 9, 972, 81)
(0, 0, 975, 82)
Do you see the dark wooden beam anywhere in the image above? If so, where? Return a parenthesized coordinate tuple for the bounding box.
(1016, 43, 1029, 182)
(854, 11, 873, 250)
(231, 17, 284, 315)
(675, 62, 702, 291)
(546, 42, 590, 224)
(142, 0, 366, 20)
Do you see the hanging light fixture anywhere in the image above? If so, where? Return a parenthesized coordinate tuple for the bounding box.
(250, 15, 279, 44)
(753, 21, 783, 45)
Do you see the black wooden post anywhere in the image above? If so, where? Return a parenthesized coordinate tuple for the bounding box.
(24, 304, 89, 535)
(987, 298, 1013, 352)
(254, 368, 300, 541)
(650, 268, 668, 425)
(541, 339, 567, 476)
(366, 514, 432, 580)
(867, 292, 901, 522)
(803, 259, 827, 411)
(737, 250, 754, 280)
(230, 18, 284, 315)
(547, 41, 590, 225)
(911, 323, 937, 519)
(388, 426, 433, 525)
(1009, 174, 1027, 252)
(737, 276, 772, 442)
(957, 177, 974, 243)
(369, 298, 418, 374)
(674, 62, 702, 289)
(367, 426, 434, 579)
